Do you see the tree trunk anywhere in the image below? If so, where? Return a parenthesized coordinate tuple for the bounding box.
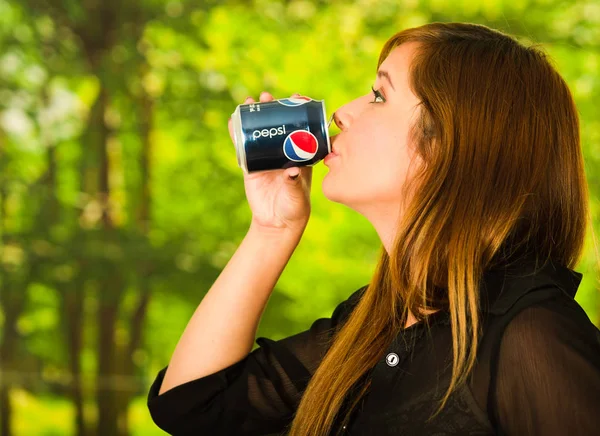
(96, 292, 123, 436)
(0, 280, 26, 436)
(92, 82, 126, 436)
(0, 133, 22, 436)
(61, 280, 87, 436)
(115, 71, 155, 436)
(115, 283, 151, 436)
(37, 83, 90, 436)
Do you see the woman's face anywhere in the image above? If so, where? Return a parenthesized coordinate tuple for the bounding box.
(322, 42, 423, 224)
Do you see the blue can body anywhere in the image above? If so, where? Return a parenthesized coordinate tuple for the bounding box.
(231, 97, 331, 173)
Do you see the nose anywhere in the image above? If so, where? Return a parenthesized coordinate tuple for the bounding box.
(333, 108, 352, 132)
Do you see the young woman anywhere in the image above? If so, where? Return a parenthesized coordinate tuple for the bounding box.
(148, 22, 600, 435)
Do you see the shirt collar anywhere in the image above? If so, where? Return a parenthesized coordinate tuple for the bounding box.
(480, 256, 583, 315)
(422, 257, 583, 327)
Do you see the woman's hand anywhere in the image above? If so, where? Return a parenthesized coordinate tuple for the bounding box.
(228, 92, 313, 234)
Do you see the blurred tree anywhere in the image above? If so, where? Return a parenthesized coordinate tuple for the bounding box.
(0, 0, 598, 435)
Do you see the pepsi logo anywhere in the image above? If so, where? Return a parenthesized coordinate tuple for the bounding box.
(283, 130, 318, 162)
(278, 96, 313, 107)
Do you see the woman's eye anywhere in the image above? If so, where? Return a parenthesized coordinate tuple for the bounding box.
(370, 86, 386, 103)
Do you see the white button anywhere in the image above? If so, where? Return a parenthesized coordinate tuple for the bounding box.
(386, 352, 399, 367)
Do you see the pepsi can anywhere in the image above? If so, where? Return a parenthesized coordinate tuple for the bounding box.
(231, 96, 332, 173)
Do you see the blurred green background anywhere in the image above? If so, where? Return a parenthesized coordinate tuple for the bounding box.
(0, 0, 598, 434)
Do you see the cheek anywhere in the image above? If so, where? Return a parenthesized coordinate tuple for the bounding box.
(359, 130, 409, 175)
(349, 137, 413, 198)
(370, 155, 411, 195)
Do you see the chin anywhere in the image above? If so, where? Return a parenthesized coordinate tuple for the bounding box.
(321, 174, 337, 201)
(322, 174, 347, 205)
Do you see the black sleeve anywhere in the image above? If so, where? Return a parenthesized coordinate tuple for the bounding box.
(494, 294, 600, 435)
(147, 285, 367, 436)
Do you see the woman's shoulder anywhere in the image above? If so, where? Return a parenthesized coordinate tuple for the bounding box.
(330, 284, 368, 324)
(499, 289, 600, 349)
(480, 256, 583, 316)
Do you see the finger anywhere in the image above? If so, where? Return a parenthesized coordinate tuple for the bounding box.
(291, 93, 301, 98)
(259, 91, 273, 102)
(285, 166, 300, 180)
(299, 165, 313, 182)
(228, 117, 234, 141)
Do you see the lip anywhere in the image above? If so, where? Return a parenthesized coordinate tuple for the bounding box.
(325, 133, 340, 165)
(324, 151, 339, 166)
(330, 133, 340, 156)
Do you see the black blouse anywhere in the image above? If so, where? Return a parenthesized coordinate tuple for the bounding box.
(147, 259, 600, 435)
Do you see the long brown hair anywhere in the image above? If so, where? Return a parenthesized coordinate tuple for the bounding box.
(287, 22, 591, 435)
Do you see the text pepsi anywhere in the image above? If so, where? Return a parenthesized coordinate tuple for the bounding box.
(231, 96, 331, 173)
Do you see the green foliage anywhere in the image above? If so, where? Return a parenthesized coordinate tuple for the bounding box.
(0, 0, 598, 434)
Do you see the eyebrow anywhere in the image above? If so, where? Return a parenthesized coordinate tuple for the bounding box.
(377, 70, 395, 91)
